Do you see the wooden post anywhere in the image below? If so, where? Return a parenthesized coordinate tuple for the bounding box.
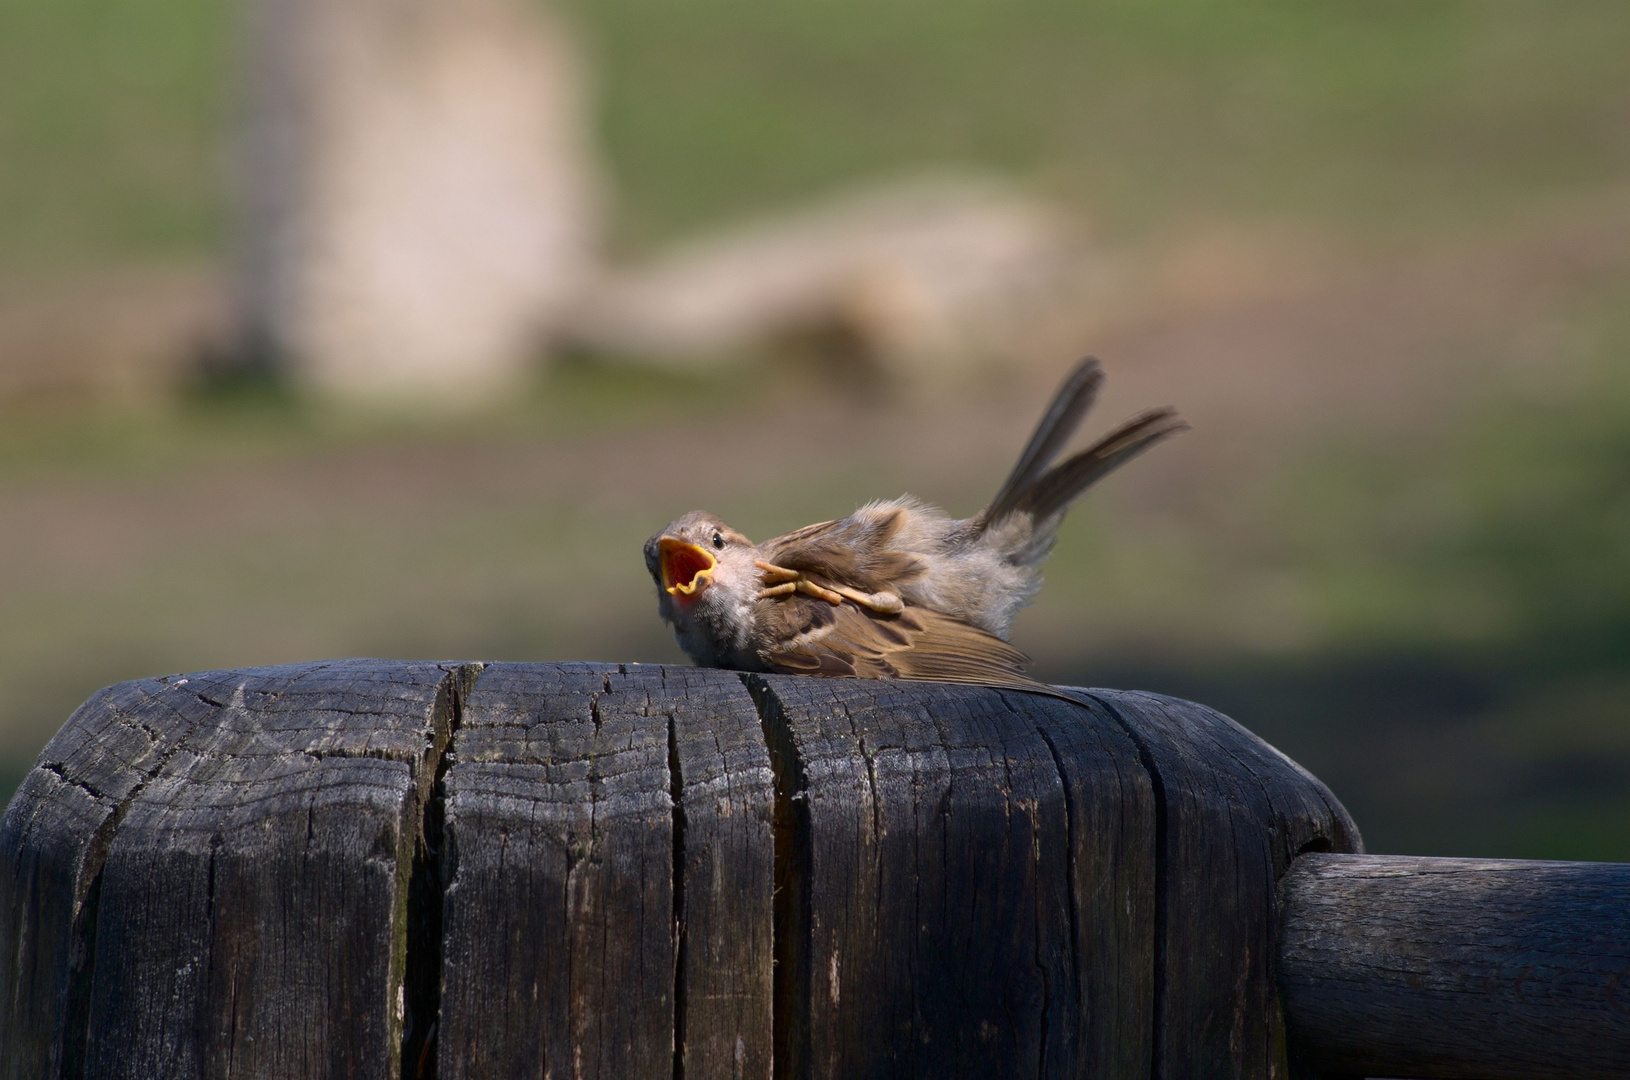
(6, 657, 1501, 1080)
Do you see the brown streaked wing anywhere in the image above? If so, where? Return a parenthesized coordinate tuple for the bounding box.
(753, 589, 846, 674)
(758, 596, 1064, 697)
(759, 507, 923, 591)
(763, 518, 842, 548)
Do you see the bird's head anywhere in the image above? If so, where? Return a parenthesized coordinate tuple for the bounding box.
(644, 511, 762, 667)
(644, 511, 758, 606)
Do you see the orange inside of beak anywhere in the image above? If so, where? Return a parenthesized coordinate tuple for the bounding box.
(659, 537, 717, 597)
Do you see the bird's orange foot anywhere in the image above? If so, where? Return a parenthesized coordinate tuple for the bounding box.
(754, 560, 843, 605)
(756, 561, 800, 585)
(755, 561, 903, 614)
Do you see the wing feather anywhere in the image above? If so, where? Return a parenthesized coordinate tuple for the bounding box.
(756, 595, 1072, 700)
(760, 504, 926, 593)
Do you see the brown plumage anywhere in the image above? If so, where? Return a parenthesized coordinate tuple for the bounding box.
(643, 358, 1186, 695)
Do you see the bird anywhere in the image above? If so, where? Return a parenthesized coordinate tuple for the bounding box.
(643, 358, 1186, 695)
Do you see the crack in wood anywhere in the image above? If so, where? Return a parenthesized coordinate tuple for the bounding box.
(57, 871, 100, 1080)
(1083, 689, 1169, 1080)
(1032, 721, 1077, 1080)
(667, 712, 688, 1080)
(740, 674, 809, 1080)
(35, 763, 108, 807)
(398, 663, 482, 1080)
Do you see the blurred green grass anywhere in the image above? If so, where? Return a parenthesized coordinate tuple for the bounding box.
(588, 0, 1630, 245)
(1, 0, 1628, 859)
(5, 0, 1630, 267)
(0, 0, 228, 270)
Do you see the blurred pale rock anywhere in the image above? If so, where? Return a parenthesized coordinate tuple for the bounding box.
(566, 178, 1095, 384)
(236, 0, 600, 403)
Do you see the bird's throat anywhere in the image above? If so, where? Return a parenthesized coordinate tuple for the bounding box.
(659, 537, 717, 597)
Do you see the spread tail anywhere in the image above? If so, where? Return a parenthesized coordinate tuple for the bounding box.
(981, 358, 1104, 525)
(1012, 407, 1187, 523)
(978, 357, 1187, 532)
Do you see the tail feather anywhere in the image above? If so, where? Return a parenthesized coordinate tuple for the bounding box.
(979, 358, 1104, 527)
(1014, 407, 1188, 523)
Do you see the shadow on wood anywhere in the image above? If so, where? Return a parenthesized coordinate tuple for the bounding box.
(0, 659, 1387, 1079)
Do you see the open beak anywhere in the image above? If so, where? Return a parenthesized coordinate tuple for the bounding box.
(658, 537, 717, 597)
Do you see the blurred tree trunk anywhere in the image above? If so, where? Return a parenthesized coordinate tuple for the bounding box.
(234, 0, 601, 403)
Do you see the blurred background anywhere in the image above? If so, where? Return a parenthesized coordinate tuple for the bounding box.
(2, 0, 1628, 858)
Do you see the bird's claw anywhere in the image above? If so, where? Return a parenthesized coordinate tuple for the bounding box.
(756, 561, 903, 614)
(754, 575, 843, 605)
(839, 585, 905, 615)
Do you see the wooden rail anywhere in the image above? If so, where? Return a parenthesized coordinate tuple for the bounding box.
(1279, 853, 1630, 1079)
(0, 659, 1622, 1078)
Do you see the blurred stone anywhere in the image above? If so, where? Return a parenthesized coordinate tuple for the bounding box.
(235, 0, 601, 404)
(566, 177, 1097, 386)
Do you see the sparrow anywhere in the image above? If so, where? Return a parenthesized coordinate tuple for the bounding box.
(643, 358, 1186, 695)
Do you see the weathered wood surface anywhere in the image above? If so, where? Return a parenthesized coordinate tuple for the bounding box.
(1279, 852, 1630, 1080)
(437, 662, 775, 1080)
(0, 659, 470, 1080)
(747, 676, 1157, 1079)
(1088, 690, 1363, 1079)
(1, 661, 1361, 1080)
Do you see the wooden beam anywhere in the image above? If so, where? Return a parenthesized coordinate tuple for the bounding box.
(1279, 852, 1630, 1080)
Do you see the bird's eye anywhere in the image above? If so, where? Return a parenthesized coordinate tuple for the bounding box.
(712, 532, 725, 550)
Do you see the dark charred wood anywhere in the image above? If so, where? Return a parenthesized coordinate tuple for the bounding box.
(1, 662, 1365, 1079)
(1085, 689, 1362, 1078)
(1279, 852, 1630, 1080)
(0, 659, 471, 1080)
(435, 662, 775, 1080)
(743, 676, 1159, 1079)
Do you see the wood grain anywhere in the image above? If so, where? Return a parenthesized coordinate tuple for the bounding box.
(1076, 688, 1363, 1080)
(667, 667, 776, 1080)
(2, 663, 1381, 1080)
(436, 662, 775, 1080)
(0, 676, 211, 1080)
(0, 659, 467, 1080)
(1279, 852, 1630, 1080)
(747, 675, 1159, 1079)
